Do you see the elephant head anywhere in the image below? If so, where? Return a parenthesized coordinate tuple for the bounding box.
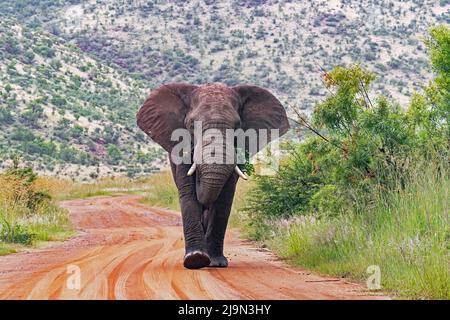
(136, 82, 289, 206)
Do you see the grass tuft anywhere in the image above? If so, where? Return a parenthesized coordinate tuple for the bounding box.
(0, 170, 73, 249)
(140, 171, 180, 211)
(261, 164, 449, 299)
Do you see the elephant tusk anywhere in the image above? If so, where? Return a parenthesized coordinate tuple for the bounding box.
(235, 166, 248, 180)
(187, 163, 197, 176)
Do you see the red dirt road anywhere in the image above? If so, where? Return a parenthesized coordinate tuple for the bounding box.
(0, 195, 387, 299)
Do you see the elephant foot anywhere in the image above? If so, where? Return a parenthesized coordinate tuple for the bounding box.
(208, 255, 228, 268)
(183, 250, 211, 269)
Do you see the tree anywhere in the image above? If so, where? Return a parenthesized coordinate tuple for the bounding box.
(21, 101, 44, 127)
(0, 107, 13, 124)
(50, 95, 67, 107)
(246, 26, 450, 219)
(408, 25, 450, 155)
(107, 145, 122, 165)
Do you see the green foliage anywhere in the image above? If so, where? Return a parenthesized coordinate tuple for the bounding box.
(237, 149, 255, 176)
(313, 65, 375, 132)
(10, 128, 35, 141)
(50, 95, 67, 107)
(34, 44, 55, 58)
(0, 106, 13, 124)
(20, 100, 45, 127)
(0, 221, 34, 245)
(0, 17, 164, 176)
(107, 144, 122, 165)
(247, 25, 450, 219)
(408, 25, 450, 154)
(427, 26, 450, 91)
(141, 171, 180, 211)
(245, 140, 325, 218)
(0, 160, 72, 247)
(246, 65, 422, 218)
(309, 184, 345, 216)
(242, 25, 450, 299)
(270, 162, 449, 299)
(4, 159, 51, 210)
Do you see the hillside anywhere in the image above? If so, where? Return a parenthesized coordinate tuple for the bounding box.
(0, 0, 449, 178)
(0, 18, 165, 180)
(3, 0, 448, 107)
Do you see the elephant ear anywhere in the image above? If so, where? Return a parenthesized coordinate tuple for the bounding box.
(136, 83, 198, 152)
(233, 85, 290, 154)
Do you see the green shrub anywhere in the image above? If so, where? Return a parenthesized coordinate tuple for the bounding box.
(245, 65, 421, 219)
(141, 171, 180, 211)
(0, 221, 34, 245)
(0, 160, 72, 247)
(246, 26, 450, 221)
(241, 26, 450, 298)
(270, 162, 449, 299)
(0, 107, 14, 124)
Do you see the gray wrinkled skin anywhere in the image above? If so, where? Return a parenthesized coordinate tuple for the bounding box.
(137, 82, 289, 269)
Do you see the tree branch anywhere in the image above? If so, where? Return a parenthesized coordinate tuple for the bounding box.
(288, 103, 346, 152)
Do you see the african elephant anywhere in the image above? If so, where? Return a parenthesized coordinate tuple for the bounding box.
(136, 83, 289, 269)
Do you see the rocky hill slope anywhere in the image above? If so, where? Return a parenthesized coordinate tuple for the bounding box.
(0, 0, 448, 178)
(26, 0, 450, 107)
(0, 18, 164, 180)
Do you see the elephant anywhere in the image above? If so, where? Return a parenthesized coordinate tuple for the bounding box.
(136, 82, 289, 269)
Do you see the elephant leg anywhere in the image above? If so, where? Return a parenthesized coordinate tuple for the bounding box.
(171, 161, 210, 269)
(205, 173, 238, 268)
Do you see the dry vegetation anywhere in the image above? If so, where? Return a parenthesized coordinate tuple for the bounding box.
(0, 164, 73, 254)
(0, 18, 164, 180)
(1, 0, 448, 179)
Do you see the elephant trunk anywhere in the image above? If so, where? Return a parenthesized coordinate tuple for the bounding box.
(195, 127, 235, 206)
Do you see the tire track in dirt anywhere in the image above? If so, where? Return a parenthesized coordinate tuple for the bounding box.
(0, 195, 388, 300)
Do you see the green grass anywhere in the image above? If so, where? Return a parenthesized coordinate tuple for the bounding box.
(24, 204, 75, 242)
(0, 202, 73, 246)
(43, 176, 154, 201)
(138, 170, 256, 215)
(0, 171, 74, 252)
(61, 190, 117, 200)
(0, 246, 16, 256)
(263, 166, 449, 299)
(229, 179, 256, 228)
(139, 171, 180, 211)
(0, 172, 167, 256)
